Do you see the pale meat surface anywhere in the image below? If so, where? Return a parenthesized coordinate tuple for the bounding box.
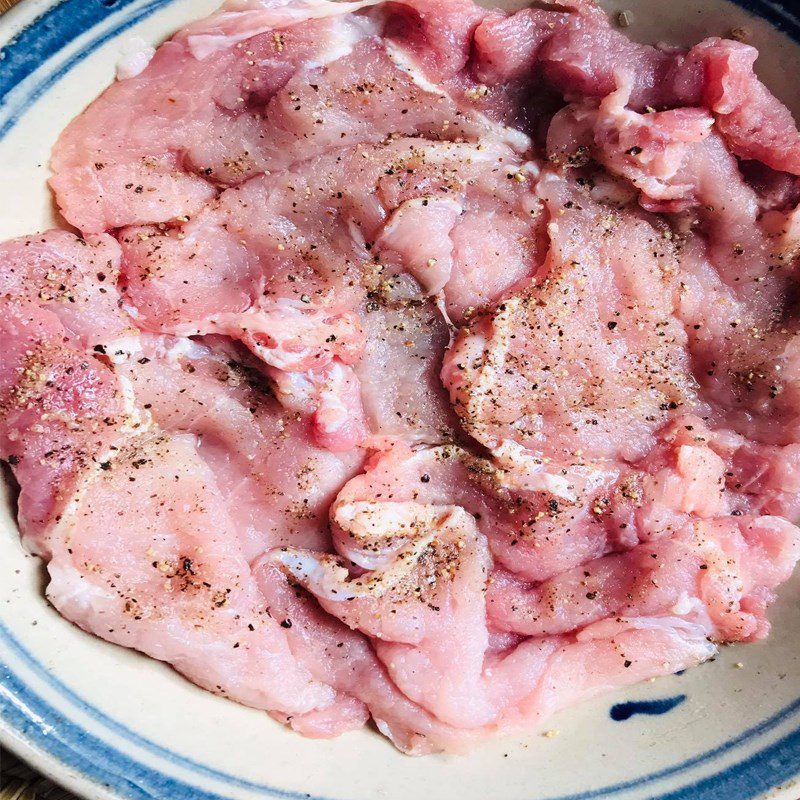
(2, 0, 800, 754)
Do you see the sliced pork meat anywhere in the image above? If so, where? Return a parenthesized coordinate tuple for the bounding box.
(47, 430, 340, 715)
(270, 446, 717, 734)
(443, 174, 700, 464)
(3, 0, 800, 755)
(0, 231, 132, 346)
(355, 299, 457, 445)
(695, 38, 800, 174)
(0, 305, 127, 552)
(488, 514, 800, 641)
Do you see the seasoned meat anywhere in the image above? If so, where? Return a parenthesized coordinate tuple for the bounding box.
(2, 0, 800, 754)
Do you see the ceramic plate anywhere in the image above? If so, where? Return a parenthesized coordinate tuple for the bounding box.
(2, 1, 800, 798)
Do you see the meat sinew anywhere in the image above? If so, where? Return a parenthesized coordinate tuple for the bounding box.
(2, 0, 800, 754)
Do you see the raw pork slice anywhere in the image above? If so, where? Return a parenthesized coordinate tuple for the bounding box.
(2, 0, 800, 754)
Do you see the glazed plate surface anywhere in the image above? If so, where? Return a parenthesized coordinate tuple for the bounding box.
(1, 1, 800, 798)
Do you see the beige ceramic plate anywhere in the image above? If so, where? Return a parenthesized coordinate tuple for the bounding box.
(1, 1, 800, 798)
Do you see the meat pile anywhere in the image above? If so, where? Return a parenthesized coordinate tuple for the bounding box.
(3, 0, 800, 753)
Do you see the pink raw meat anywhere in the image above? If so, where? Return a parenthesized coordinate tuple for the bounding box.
(2, 0, 800, 755)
